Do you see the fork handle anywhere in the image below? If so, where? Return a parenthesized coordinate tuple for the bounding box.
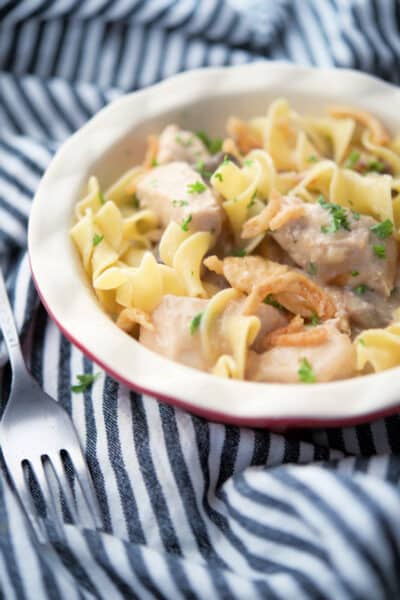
(0, 268, 26, 376)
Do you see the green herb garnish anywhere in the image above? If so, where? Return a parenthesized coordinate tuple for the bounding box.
(346, 150, 360, 169)
(243, 159, 254, 167)
(263, 294, 285, 312)
(71, 373, 100, 393)
(195, 130, 222, 154)
(175, 135, 193, 147)
(351, 270, 359, 277)
(307, 262, 317, 276)
(370, 219, 394, 239)
(358, 338, 366, 346)
(151, 158, 159, 167)
(190, 312, 203, 335)
(298, 358, 316, 383)
(132, 194, 140, 209)
(367, 159, 385, 173)
(310, 314, 320, 326)
(187, 181, 207, 194)
(93, 233, 104, 246)
(354, 284, 369, 295)
(181, 214, 192, 231)
(318, 196, 351, 233)
(98, 191, 106, 205)
(352, 211, 360, 221)
(214, 172, 223, 182)
(307, 155, 318, 163)
(373, 244, 386, 259)
(232, 248, 246, 257)
(172, 199, 189, 207)
(195, 160, 212, 178)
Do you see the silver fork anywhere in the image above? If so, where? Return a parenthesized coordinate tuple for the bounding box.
(0, 268, 102, 541)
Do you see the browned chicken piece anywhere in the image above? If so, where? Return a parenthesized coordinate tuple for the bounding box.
(204, 255, 336, 320)
(246, 320, 357, 383)
(270, 196, 397, 296)
(328, 286, 400, 330)
(136, 162, 223, 236)
(156, 125, 210, 165)
(139, 295, 208, 370)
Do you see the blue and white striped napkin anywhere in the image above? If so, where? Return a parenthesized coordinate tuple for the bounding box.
(1, 1, 400, 598)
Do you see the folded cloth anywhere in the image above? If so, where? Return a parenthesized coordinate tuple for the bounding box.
(1, 1, 400, 598)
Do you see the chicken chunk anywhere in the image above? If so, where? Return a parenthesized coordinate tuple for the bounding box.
(251, 303, 289, 352)
(328, 286, 400, 330)
(271, 196, 397, 296)
(139, 295, 208, 370)
(246, 321, 356, 383)
(136, 161, 223, 236)
(157, 125, 210, 166)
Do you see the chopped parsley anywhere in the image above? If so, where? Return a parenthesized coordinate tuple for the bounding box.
(187, 181, 207, 194)
(151, 158, 159, 167)
(195, 160, 212, 178)
(367, 159, 385, 173)
(370, 219, 394, 239)
(181, 214, 192, 231)
(298, 358, 316, 383)
(232, 248, 246, 257)
(358, 338, 366, 346)
(307, 262, 317, 276)
(307, 155, 318, 163)
(222, 155, 230, 165)
(373, 244, 386, 259)
(195, 130, 222, 154)
(310, 313, 320, 326)
(175, 134, 193, 147)
(243, 159, 254, 167)
(214, 172, 223, 182)
(98, 191, 106, 205)
(263, 294, 285, 312)
(354, 284, 369, 295)
(346, 150, 360, 169)
(71, 373, 100, 393)
(190, 312, 203, 335)
(351, 270, 360, 277)
(247, 198, 256, 209)
(352, 211, 360, 221)
(172, 199, 189, 207)
(93, 233, 104, 246)
(132, 194, 140, 209)
(318, 196, 351, 233)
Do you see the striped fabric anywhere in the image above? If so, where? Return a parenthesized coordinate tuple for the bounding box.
(1, 1, 400, 598)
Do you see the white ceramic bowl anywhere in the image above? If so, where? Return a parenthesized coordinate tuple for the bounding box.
(29, 62, 400, 428)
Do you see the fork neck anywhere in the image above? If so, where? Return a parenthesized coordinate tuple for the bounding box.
(0, 269, 27, 379)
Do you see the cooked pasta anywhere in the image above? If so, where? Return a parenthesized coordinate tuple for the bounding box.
(71, 99, 400, 383)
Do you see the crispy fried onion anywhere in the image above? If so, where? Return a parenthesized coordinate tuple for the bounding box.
(328, 104, 390, 146)
(264, 315, 328, 349)
(242, 189, 282, 238)
(116, 307, 154, 334)
(226, 117, 262, 154)
(204, 255, 336, 320)
(242, 190, 304, 239)
(143, 135, 159, 168)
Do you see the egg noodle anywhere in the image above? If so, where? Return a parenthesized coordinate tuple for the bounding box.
(71, 99, 400, 384)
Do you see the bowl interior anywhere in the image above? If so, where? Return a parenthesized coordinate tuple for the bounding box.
(29, 64, 400, 426)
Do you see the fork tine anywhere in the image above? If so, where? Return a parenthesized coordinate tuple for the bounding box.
(49, 453, 80, 525)
(8, 461, 47, 543)
(67, 449, 103, 529)
(30, 458, 66, 540)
